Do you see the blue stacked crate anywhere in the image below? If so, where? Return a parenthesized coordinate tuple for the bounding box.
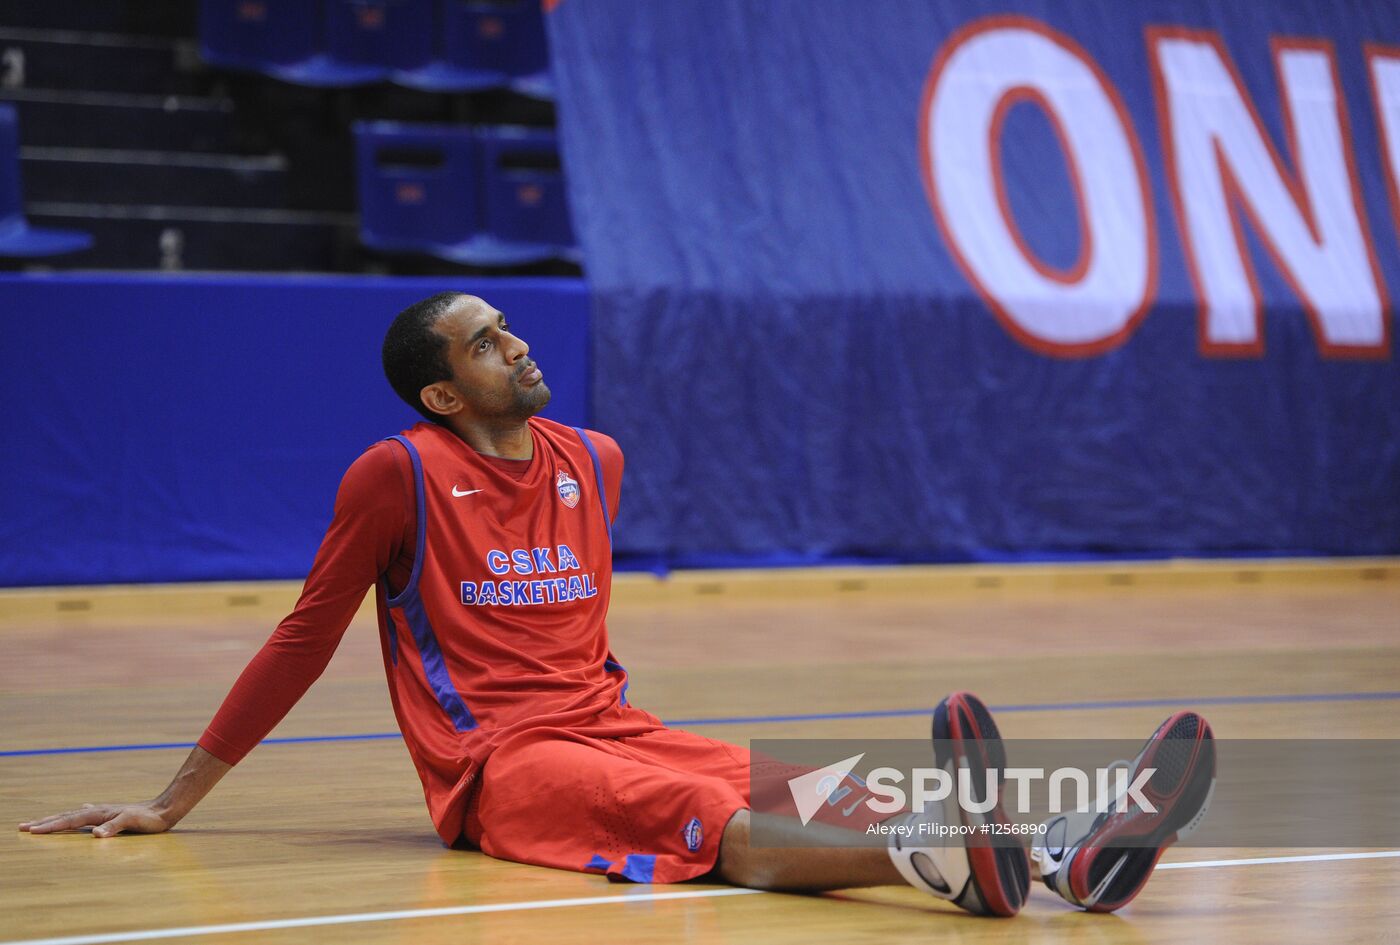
(200, 0, 552, 98)
(355, 120, 575, 267)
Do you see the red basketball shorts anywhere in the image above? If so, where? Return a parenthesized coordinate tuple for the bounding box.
(462, 726, 752, 884)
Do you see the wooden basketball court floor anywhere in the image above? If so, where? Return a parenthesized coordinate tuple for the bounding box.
(3, 559, 1399, 944)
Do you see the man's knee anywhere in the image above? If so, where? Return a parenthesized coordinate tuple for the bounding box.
(716, 808, 776, 889)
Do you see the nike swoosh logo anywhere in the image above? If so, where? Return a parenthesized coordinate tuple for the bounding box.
(452, 486, 484, 497)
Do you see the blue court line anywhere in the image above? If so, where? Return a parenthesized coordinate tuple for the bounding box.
(670, 689, 1400, 726)
(4, 690, 1397, 759)
(0, 732, 404, 758)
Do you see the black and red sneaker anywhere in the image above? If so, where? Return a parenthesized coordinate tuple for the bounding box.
(1032, 711, 1216, 912)
(889, 691, 1031, 917)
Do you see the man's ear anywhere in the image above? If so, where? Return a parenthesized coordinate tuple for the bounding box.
(420, 382, 461, 418)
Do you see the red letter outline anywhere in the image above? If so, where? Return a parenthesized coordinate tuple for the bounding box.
(989, 87, 1093, 286)
(921, 14, 1158, 358)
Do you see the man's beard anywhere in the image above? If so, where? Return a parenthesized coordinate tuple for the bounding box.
(512, 378, 552, 418)
(456, 376, 551, 421)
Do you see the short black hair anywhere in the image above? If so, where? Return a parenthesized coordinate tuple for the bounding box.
(382, 291, 464, 424)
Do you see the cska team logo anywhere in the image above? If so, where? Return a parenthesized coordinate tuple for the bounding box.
(556, 468, 581, 508)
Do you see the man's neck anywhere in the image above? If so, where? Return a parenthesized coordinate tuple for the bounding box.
(446, 417, 534, 460)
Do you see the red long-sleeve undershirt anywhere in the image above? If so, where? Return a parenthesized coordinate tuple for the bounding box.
(197, 441, 530, 765)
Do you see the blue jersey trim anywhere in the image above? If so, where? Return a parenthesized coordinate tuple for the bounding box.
(579, 429, 625, 708)
(402, 592, 477, 732)
(603, 657, 630, 707)
(573, 427, 612, 548)
(620, 854, 657, 883)
(384, 435, 427, 608)
(381, 434, 477, 733)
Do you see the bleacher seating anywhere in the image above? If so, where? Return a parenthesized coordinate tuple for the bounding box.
(355, 120, 574, 266)
(198, 0, 551, 97)
(1, 0, 197, 36)
(475, 125, 574, 264)
(0, 0, 575, 274)
(199, 0, 383, 88)
(0, 31, 204, 95)
(355, 121, 480, 254)
(395, 0, 551, 98)
(0, 104, 92, 257)
(327, 0, 435, 76)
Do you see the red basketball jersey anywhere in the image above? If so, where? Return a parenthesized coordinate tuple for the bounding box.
(375, 418, 664, 844)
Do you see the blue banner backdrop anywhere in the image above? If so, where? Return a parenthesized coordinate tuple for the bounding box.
(547, 0, 1400, 564)
(0, 275, 589, 586)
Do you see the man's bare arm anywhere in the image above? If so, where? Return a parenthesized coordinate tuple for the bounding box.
(17, 746, 231, 838)
(19, 450, 402, 841)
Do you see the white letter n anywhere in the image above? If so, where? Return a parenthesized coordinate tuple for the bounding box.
(1150, 29, 1387, 357)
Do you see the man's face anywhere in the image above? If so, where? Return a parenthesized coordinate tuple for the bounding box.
(425, 297, 551, 423)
